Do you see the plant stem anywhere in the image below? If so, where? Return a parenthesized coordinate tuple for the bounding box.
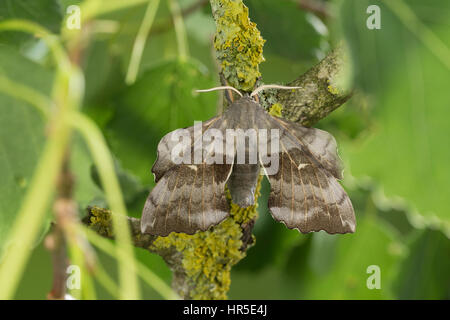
(0, 101, 72, 299)
(0, 15, 141, 299)
(46, 153, 72, 300)
(126, 0, 160, 84)
(0, 19, 78, 298)
(80, 0, 150, 23)
(68, 112, 140, 299)
(0, 75, 52, 117)
(168, 0, 189, 61)
(385, 0, 450, 70)
(83, 227, 178, 299)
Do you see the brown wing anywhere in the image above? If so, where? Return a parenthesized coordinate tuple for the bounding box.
(141, 163, 232, 236)
(141, 116, 234, 236)
(257, 113, 355, 234)
(152, 116, 220, 182)
(273, 117, 343, 179)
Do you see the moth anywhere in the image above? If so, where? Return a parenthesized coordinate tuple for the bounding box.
(141, 85, 355, 236)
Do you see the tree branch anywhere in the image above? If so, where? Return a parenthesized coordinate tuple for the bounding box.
(210, 0, 265, 92)
(83, 206, 156, 249)
(262, 45, 352, 127)
(46, 152, 73, 300)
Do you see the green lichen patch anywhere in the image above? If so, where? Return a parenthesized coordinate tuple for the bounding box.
(327, 79, 340, 95)
(85, 206, 113, 237)
(211, 0, 265, 91)
(151, 219, 244, 300)
(327, 85, 339, 95)
(151, 175, 263, 299)
(269, 103, 283, 118)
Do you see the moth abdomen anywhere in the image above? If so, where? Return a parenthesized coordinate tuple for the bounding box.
(227, 163, 260, 208)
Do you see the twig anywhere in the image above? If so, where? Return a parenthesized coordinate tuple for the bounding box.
(267, 45, 353, 126)
(149, 0, 209, 36)
(83, 206, 156, 249)
(169, 0, 189, 60)
(46, 152, 73, 300)
(298, 0, 330, 20)
(45, 223, 68, 299)
(126, 0, 160, 84)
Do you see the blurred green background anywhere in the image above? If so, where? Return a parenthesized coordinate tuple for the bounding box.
(1, 0, 449, 299)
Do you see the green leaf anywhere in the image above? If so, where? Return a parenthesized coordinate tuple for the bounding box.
(246, 0, 325, 83)
(337, 0, 450, 226)
(13, 242, 52, 299)
(90, 157, 148, 218)
(232, 184, 415, 299)
(229, 266, 300, 299)
(246, 0, 323, 61)
(303, 214, 402, 299)
(281, 186, 407, 299)
(392, 228, 450, 299)
(82, 40, 125, 105)
(0, 0, 62, 47)
(0, 45, 52, 260)
(70, 134, 104, 211)
(134, 248, 172, 299)
(184, 0, 215, 46)
(106, 59, 218, 185)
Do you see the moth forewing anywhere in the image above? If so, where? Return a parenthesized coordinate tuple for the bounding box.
(141, 162, 233, 236)
(255, 109, 355, 234)
(141, 115, 234, 236)
(257, 128, 280, 176)
(271, 117, 344, 179)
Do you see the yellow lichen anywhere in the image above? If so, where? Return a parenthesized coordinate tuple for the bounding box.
(87, 206, 113, 237)
(151, 175, 263, 300)
(327, 84, 339, 95)
(211, 0, 265, 91)
(151, 219, 244, 300)
(269, 103, 283, 118)
(326, 78, 340, 95)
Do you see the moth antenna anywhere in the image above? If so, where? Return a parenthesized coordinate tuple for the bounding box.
(250, 84, 302, 97)
(196, 86, 243, 97)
